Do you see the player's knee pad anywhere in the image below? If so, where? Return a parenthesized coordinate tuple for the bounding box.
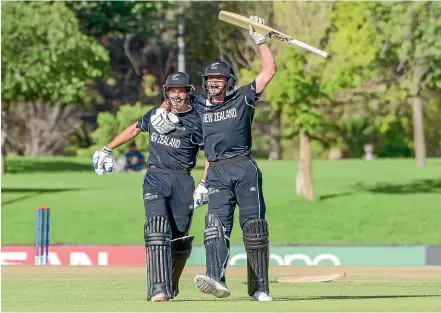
(170, 235, 194, 297)
(144, 216, 173, 300)
(243, 219, 270, 296)
(204, 212, 230, 282)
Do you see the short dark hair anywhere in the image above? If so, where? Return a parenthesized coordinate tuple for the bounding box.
(129, 142, 137, 148)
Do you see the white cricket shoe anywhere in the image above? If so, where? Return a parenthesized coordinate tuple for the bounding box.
(150, 292, 169, 302)
(194, 274, 231, 298)
(251, 291, 273, 301)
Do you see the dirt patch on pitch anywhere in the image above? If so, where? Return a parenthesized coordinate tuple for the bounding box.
(3, 266, 441, 282)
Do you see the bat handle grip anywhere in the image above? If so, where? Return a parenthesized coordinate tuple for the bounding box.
(288, 39, 329, 58)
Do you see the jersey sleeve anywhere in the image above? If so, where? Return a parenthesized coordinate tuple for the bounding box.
(136, 109, 153, 132)
(238, 80, 262, 108)
(191, 94, 207, 115)
(190, 121, 204, 150)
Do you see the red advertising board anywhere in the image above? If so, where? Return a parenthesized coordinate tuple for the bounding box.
(1, 245, 146, 266)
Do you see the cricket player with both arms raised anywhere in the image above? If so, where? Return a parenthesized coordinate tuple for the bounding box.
(152, 15, 277, 301)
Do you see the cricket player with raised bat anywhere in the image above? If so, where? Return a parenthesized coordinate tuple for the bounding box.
(93, 72, 208, 302)
(151, 15, 277, 302)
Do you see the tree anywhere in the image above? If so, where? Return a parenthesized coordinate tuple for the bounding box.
(183, 1, 260, 87)
(1, 111, 6, 173)
(269, 2, 334, 200)
(377, 2, 441, 166)
(239, 2, 333, 198)
(264, 2, 383, 199)
(318, 1, 384, 157)
(1, 1, 110, 157)
(67, 1, 172, 108)
(266, 50, 322, 201)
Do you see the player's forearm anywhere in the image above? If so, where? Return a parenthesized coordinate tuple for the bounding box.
(255, 43, 277, 94)
(106, 123, 141, 150)
(258, 43, 277, 78)
(202, 159, 209, 181)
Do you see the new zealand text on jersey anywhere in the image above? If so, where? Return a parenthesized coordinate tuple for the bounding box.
(203, 108, 237, 123)
(151, 133, 181, 148)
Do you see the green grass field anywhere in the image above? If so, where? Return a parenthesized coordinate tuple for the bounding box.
(2, 157, 441, 244)
(2, 266, 441, 312)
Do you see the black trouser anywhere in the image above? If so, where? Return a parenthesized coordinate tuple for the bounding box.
(206, 156, 266, 238)
(142, 168, 195, 238)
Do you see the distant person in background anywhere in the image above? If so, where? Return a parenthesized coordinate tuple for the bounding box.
(124, 142, 145, 172)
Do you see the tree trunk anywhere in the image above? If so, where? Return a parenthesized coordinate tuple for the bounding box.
(296, 129, 315, 201)
(1, 110, 6, 174)
(177, 18, 186, 73)
(4, 101, 82, 156)
(412, 95, 426, 167)
(411, 61, 429, 167)
(1, 150, 4, 174)
(268, 109, 282, 160)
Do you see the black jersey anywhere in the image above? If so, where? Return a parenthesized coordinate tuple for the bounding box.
(193, 81, 260, 162)
(136, 106, 203, 171)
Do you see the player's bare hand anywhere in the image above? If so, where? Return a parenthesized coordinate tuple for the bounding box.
(160, 100, 171, 111)
(248, 15, 266, 45)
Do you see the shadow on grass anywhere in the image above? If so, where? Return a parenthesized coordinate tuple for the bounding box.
(1, 187, 86, 206)
(319, 191, 355, 200)
(5, 159, 91, 173)
(276, 294, 441, 301)
(174, 297, 257, 302)
(176, 294, 441, 302)
(355, 178, 441, 194)
(319, 178, 441, 200)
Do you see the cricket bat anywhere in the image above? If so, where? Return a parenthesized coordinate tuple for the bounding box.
(277, 272, 346, 283)
(218, 11, 329, 58)
(241, 272, 346, 284)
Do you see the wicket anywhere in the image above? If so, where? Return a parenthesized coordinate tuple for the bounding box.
(35, 207, 51, 265)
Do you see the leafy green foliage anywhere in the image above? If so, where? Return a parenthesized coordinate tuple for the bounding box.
(68, 1, 168, 37)
(424, 94, 441, 155)
(378, 2, 441, 92)
(321, 2, 383, 94)
(375, 115, 412, 158)
(266, 49, 323, 135)
(1, 1, 110, 104)
(183, 1, 251, 85)
(339, 118, 375, 158)
(85, 103, 153, 158)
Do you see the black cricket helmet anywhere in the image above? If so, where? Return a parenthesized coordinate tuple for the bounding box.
(202, 61, 237, 97)
(163, 72, 194, 100)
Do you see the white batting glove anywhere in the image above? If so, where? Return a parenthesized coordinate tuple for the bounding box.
(93, 147, 115, 176)
(248, 15, 266, 45)
(151, 108, 180, 135)
(193, 180, 209, 208)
